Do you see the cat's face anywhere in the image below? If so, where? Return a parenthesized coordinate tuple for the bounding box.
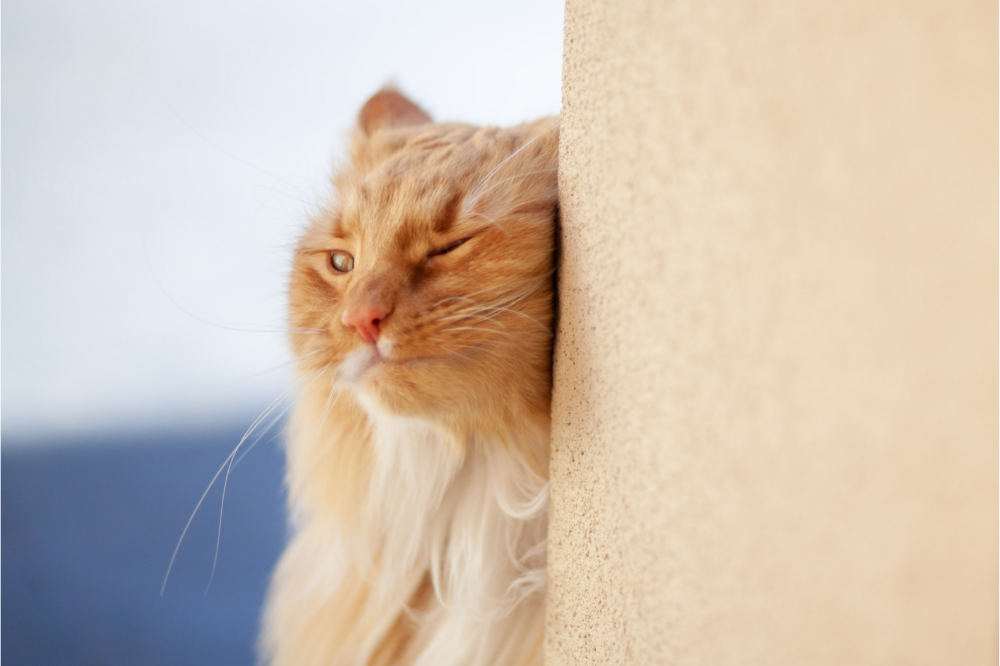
(289, 91, 558, 439)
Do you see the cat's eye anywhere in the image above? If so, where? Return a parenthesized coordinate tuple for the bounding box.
(427, 238, 469, 259)
(330, 251, 354, 273)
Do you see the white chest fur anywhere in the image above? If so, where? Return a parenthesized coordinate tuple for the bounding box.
(263, 387, 550, 666)
(361, 408, 549, 665)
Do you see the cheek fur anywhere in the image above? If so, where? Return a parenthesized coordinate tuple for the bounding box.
(360, 288, 554, 429)
(288, 266, 370, 373)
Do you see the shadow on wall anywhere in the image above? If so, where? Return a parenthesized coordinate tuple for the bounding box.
(2, 426, 287, 666)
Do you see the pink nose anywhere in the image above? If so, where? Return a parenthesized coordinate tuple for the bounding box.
(342, 303, 389, 344)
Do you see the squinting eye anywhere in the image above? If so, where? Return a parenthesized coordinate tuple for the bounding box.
(427, 238, 469, 259)
(330, 251, 354, 273)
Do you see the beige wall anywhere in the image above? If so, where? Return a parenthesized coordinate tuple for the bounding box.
(548, 1, 997, 664)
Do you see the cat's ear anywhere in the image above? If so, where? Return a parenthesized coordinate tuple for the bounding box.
(358, 89, 432, 136)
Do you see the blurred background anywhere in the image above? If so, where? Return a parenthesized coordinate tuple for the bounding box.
(2, 0, 563, 662)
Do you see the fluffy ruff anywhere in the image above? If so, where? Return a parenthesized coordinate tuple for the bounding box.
(260, 375, 549, 666)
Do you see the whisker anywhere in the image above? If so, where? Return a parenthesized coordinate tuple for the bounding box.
(437, 311, 506, 327)
(429, 283, 514, 309)
(470, 168, 558, 201)
(466, 119, 559, 207)
(481, 307, 550, 333)
(161, 372, 316, 596)
(206, 370, 326, 591)
(161, 452, 238, 596)
(425, 276, 554, 341)
(440, 326, 515, 339)
(232, 429, 285, 468)
(464, 211, 508, 235)
(216, 348, 326, 388)
(425, 339, 506, 363)
(205, 394, 298, 593)
(439, 305, 552, 335)
(451, 281, 547, 317)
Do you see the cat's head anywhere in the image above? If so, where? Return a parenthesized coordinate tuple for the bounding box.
(289, 90, 558, 441)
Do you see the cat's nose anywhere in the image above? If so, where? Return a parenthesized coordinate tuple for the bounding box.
(342, 303, 390, 344)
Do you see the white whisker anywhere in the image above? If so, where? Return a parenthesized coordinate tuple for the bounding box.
(464, 211, 508, 235)
(429, 284, 513, 310)
(206, 390, 302, 592)
(470, 168, 558, 201)
(440, 326, 515, 339)
(451, 305, 550, 334)
(437, 311, 506, 327)
(161, 371, 318, 596)
(465, 119, 559, 208)
(217, 348, 326, 389)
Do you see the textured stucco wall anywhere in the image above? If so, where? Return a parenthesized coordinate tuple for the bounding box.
(548, 2, 997, 664)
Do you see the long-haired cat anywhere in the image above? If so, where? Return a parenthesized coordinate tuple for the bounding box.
(260, 89, 558, 666)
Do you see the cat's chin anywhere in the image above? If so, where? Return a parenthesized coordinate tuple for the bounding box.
(335, 345, 475, 431)
(335, 346, 378, 386)
(337, 346, 398, 386)
(336, 345, 431, 409)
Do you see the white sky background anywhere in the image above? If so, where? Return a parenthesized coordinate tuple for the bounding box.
(2, 0, 565, 442)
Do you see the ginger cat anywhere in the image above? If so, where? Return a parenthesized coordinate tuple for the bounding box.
(260, 89, 558, 666)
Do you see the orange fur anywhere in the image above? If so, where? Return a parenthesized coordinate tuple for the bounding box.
(261, 90, 558, 666)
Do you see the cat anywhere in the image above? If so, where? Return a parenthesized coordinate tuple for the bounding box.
(260, 89, 559, 666)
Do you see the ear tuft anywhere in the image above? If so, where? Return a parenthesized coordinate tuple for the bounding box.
(358, 89, 432, 136)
